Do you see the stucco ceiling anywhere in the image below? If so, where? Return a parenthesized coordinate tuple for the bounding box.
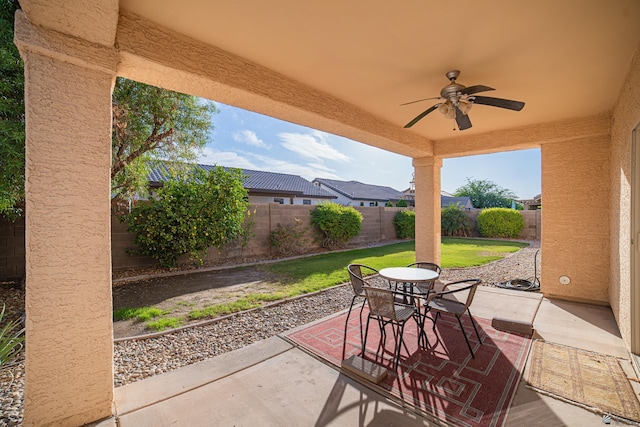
(117, 0, 640, 143)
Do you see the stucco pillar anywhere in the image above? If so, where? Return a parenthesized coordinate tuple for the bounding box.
(413, 156, 442, 263)
(14, 11, 117, 426)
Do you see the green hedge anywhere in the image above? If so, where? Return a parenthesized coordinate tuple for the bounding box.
(310, 203, 363, 249)
(394, 210, 415, 239)
(477, 207, 524, 238)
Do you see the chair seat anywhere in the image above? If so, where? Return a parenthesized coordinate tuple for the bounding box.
(393, 305, 415, 322)
(427, 298, 466, 316)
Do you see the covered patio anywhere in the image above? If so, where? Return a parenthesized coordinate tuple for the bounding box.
(99, 285, 631, 426)
(12, 0, 640, 425)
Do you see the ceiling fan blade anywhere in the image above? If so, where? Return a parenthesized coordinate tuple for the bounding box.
(472, 96, 525, 111)
(404, 104, 440, 128)
(460, 85, 495, 95)
(455, 107, 472, 130)
(399, 96, 440, 106)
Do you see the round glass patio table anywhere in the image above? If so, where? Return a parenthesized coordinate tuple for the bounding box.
(378, 267, 439, 301)
(378, 267, 439, 284)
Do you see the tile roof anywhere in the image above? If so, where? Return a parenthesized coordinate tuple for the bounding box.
(441, 196, 473, 208)
(148, 163, 336, 199)
(312, 178, 405, 201)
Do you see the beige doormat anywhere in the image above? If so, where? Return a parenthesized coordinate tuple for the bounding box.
(526, 340, 640, 421)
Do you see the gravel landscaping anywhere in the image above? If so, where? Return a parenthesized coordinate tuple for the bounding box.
(0, 240, 540, 426)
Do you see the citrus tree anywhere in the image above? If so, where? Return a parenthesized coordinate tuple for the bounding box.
(123, 167, 249, 268)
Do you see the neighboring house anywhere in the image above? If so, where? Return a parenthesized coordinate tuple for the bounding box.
(517, 194, 542, 210)
(149, 163, 337, 205)
(441, 195, 474, 210)
(403, 187, 473, 209)
(312, 178, 406, 206)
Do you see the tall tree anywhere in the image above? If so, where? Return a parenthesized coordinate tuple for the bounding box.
(111, 78, 217, 201)
(454, 178, 517, 209)
(0, 0, 24, 218)
(0, 0, 217, 216)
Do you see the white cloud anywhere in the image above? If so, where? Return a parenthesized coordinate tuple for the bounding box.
(198, 147, 258, 169)
(279, 131, 350, 162)
(307, 162, 336, 173)
(198, 148, 341, 181)
(246, 153, 342, 181)
(233, 130, 271, 149)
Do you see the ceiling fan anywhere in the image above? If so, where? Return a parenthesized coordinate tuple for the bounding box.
(402, 70, 525, 130)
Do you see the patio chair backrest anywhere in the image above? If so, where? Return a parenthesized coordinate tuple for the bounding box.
(363, 286, 398, 320)
(407, 261, 441, 291)
(407, 262, 442, 274)
(446, 278, 482, 309)
(347, 264, 377, 296)
(463, 279, 481, 308)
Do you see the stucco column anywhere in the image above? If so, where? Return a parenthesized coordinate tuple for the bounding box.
(15, 12, 117, 426)
(413, 156, 442, 263)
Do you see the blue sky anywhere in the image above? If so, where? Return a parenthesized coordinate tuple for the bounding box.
(198, 102, 541, 199)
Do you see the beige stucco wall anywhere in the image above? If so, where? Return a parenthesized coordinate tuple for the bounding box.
(15, 11, 116, 426)
(610, 43, 640, 348)
(541, 136, 611, 304)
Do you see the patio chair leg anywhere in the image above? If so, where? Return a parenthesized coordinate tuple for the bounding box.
(362, 315, 372, 358)
(432, 311, 441, 331)
(394, 323, 406, 370)
(342, 296, 358, 359)
(456, 315, 475, 358)
(414, 312, 428, 348)
(467, 308, 481, 342)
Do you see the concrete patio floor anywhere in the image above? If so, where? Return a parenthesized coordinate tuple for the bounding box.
(93, 286, 639, 426)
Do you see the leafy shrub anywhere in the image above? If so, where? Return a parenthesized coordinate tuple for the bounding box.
(441, 204, 473, 237)
(0, 304, 24, 369)
(385, 201, 393, 207)
(394, 210, 415, 239)
(310, 203, 363, 249)
(477, 207, 524, 238)
(123, 167, 249, 268)
(270, 218, 311, 256)
(396, 199, 408, 207)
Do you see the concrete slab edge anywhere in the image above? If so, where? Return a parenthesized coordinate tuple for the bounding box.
(114, 336, 293, 416)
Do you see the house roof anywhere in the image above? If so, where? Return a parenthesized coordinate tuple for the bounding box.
(313, 178, 405, 201)
(149, 164, 337, 199)
(518, 194, 542, 206)
(441, 196, 473, 209)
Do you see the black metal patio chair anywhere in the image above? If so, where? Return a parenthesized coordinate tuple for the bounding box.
(362, 286, 423, 369)
(425, 278, 482, 358)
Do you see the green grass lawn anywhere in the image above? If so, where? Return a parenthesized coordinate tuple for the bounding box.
(118, 238, 528, 330)
(265, 238, 527, 296)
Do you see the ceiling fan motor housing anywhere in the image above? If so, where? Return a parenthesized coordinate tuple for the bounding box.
(440, 70, 465, 103)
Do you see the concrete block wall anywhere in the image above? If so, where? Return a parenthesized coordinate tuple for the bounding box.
(462, 209, 540, 240)
(111, 204, 400, 271)
(520, 210, 542, 240)
(0, 204, 542, 278)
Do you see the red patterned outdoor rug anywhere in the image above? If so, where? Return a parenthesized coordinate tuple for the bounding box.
(526, 340, 640, 422)
(284, 307, 531, 427)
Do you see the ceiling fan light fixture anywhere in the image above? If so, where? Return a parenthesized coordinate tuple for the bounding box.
(458, 100, 472, 115)
(438, 101, 455, 119)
